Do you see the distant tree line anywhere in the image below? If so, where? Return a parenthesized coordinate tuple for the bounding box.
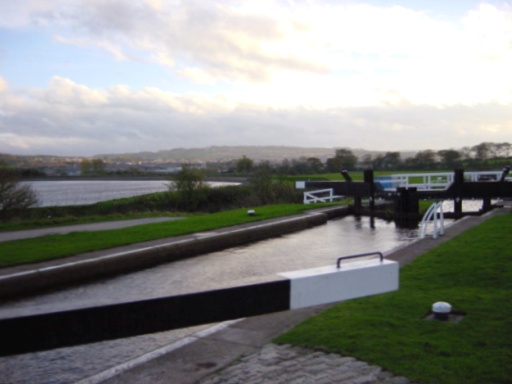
(9, 141, 510, 179)
(228, 142, 511, 175)
(361, 142, 511, 171)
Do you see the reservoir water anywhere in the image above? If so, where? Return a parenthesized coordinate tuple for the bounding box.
(0, 215, 423, 384)
(23, 180, 238, 207)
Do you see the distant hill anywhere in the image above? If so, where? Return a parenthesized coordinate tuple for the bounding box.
(97, 146, 384, 163)
(1, 146, 418, 169)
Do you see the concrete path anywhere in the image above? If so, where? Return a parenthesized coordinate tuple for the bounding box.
(0, 217, 180, 242)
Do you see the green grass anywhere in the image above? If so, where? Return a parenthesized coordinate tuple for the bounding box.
(276, 212, 512, 384)
(0, 204, 332, 268)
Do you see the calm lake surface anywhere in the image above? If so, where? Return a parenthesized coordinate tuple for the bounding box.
(23, 180, 237, 207)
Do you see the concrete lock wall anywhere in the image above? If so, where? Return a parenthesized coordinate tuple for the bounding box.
(0, 207, 349, 300)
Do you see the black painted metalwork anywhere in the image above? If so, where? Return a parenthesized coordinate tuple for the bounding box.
(340, 168, 352, 182)
(0, 280, 290, 356)
(336, 252, 384, 269)
(500, 166, 510, 182)
(303, 168, 512, 220)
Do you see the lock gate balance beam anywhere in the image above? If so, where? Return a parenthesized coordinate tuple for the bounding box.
(0, 256, 398, 356)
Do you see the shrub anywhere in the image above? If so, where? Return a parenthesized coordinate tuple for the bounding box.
(0, 168, 38, 219)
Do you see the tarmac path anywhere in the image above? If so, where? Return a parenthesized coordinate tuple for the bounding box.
(0, 217, 180, 242)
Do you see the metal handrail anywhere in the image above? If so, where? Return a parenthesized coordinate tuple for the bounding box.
(420, 201, 444, 239)
(336, 252, 384, 268)
(389, 170, 506, 190)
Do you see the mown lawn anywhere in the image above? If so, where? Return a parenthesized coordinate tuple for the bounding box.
(276, 211, 512, 384)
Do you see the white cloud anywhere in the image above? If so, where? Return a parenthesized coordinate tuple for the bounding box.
(42, 77, 108, 106)
(0, 76, 7, 93)
(0, 0, 60, 28)
(8, 0, 331, 82)
(1, 76, 511, 156)
(1, 1, 512, 156)
(53, 35, 128, 61)
(6, 1, 512, 104)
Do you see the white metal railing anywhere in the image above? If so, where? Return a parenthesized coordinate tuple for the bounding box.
(303, 188, 342, 204)
(389, 172, 453, 190)
(380, 171, 505, 191)
(420, 201, 445, 239)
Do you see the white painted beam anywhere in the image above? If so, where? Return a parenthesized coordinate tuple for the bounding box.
(280, 259, 399, 309)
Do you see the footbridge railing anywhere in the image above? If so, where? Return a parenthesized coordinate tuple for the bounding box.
(381, 171, 508, 191)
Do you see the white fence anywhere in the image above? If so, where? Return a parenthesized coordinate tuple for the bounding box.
(379, 171, 506, 191)
(303, 188, 342, 204)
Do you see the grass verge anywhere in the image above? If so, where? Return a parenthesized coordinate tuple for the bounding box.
(276, 211, 512, 384)
(0, 204, 332, 268)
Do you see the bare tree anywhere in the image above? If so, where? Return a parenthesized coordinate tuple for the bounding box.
(472, 142, 491, 162)
(0, 169, 38, 219)
(326, 148, 358, 172)
(373, 152, 402, 170)
(235, 156, 254, 174)
(438, 149, 462, 169)
(249, 163, 275, 204)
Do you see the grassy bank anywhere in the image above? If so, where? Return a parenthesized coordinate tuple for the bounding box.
(0, 204, 334, 268)
(276, 211, 512, 384)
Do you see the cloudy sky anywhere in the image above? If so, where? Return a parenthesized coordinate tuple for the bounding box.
(1, 0, 511, 156)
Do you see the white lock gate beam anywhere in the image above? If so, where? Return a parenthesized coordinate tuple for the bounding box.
(0, 253, 398, 356)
